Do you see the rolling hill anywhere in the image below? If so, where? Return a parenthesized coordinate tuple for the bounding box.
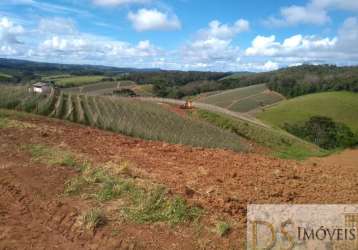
(257, 91, 358, 133)
(0, 85, 248, 152)
(219, 71, 254, 80)
(0, 85, 324, 159)
(197, 84, 285, 113)
(61, 81, 137, 95)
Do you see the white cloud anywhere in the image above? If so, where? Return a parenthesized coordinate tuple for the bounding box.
(41, 36, 87, 51)
(38, 18, 76, 34)
(39, 34, 160, 62)
(2, 0, 34, 4)
(280, 5, 329, 25)
(336, 17, 358, 55)
(264, 0, 358, 27)
(246, 35, 278, 56)
(128, 9, 181, 31)
(0, 17, 24, 34)
(261, 61, 279, 71)
(198, 19, 250, 40)
(244, 16, 358, 67)
(311, 0, 358, 11)
(183, 38, 239, 62)
(0, 45, 18, 56)
(0, 17, 24, 44)
(265, 4, 329, 26)
(179, 19, 249, 70)
(245, 34, 337, 57)
(0, 17, 162, 67)
(1, 14, 358, 72)
(93, 0, 150, 6)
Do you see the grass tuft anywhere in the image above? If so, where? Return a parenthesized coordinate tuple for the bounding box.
(0, 116, 9, 128)
(123, 187, 202, 225)
(24, 144, 78, 167)
(0, 115, 35, 129)
(80, 208, 106, 231)
(216, 221, 231, 237)
(64, 162, 202, 226)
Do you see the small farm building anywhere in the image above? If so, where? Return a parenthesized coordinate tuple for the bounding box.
(31, 82, 52, 94)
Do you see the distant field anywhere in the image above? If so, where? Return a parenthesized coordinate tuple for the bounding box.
(257, 92, 358, 133)
(48, 75, 107, 87)
(132, 84, 154, 96)
(0, 86, 248, 152)
(198, 84, 285, 113)
(42, 74, 72, 80)
(0, 72, 12, 81)
(62, 81, 136, 95)
(219, 72, 253, 80)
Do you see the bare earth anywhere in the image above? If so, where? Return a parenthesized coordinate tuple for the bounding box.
(0, 112, 357, 249)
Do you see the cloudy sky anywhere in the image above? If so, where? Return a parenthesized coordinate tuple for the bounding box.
(0, 0, 358, 71)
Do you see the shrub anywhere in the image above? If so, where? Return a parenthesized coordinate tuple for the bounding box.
(24, 144, 78, 167)
(216, 221, 231, 237)
(113, 88, 137, 97)
(80, 208, 106, 231)
(284, 116, 358, 149)
(123, 187, 201, 225)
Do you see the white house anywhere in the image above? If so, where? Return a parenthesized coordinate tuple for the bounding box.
(31, 82, 52, 94)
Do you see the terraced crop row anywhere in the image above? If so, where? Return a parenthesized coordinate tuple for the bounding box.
(199, 84, 285, 113)
(61, 81, 136, 95)
(0, 86, 249, 152)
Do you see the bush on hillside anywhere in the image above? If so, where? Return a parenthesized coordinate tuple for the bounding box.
(113, 88, 137, 97)
(284, 116, 358, 149)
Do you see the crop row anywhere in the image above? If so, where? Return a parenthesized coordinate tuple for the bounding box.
(0, 86, 248, 152)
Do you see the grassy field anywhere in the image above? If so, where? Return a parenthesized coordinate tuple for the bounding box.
(42, 74, 72, 80)
(132, 84, 154, 97)
(0, 72, 12, 81)
(0, 72, 12, 78)
(198, 84, 284, 113)
(46, 75, 107, 87)
(0, 86, 248, 152)
(219, 72, 253, 80)
(257, 92, 358, 133)
(192, 110, 326, 160)
(62, 81, 136, 95)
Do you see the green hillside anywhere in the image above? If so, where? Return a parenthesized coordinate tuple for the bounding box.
(257, 92, 358, 133)
(198, 84, 285, 113)
(192, 110, 325, 160)
(0, 86, 248, 152)
(44, 75, 108, 88)
(0, 72, 12, 82)
(62, 81, 136, 95)
(219, 72, 253, 80)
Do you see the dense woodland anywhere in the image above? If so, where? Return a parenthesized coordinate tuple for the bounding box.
(266, 65, 358, 97)
(123, 71, 228, 98)
(284, 116, 358, 149)
(126, 65, 358, 98)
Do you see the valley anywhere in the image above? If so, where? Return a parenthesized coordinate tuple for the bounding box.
(0, 59, 358, 249)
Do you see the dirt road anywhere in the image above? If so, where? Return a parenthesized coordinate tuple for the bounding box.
(134, 97, 270, 128)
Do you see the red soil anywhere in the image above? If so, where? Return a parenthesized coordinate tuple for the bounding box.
(1, 112, 358, 249)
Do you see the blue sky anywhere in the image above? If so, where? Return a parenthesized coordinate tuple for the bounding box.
(0, 0, 358, 71)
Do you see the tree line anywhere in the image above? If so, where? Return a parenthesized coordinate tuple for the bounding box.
(266, 64, 358, 98)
